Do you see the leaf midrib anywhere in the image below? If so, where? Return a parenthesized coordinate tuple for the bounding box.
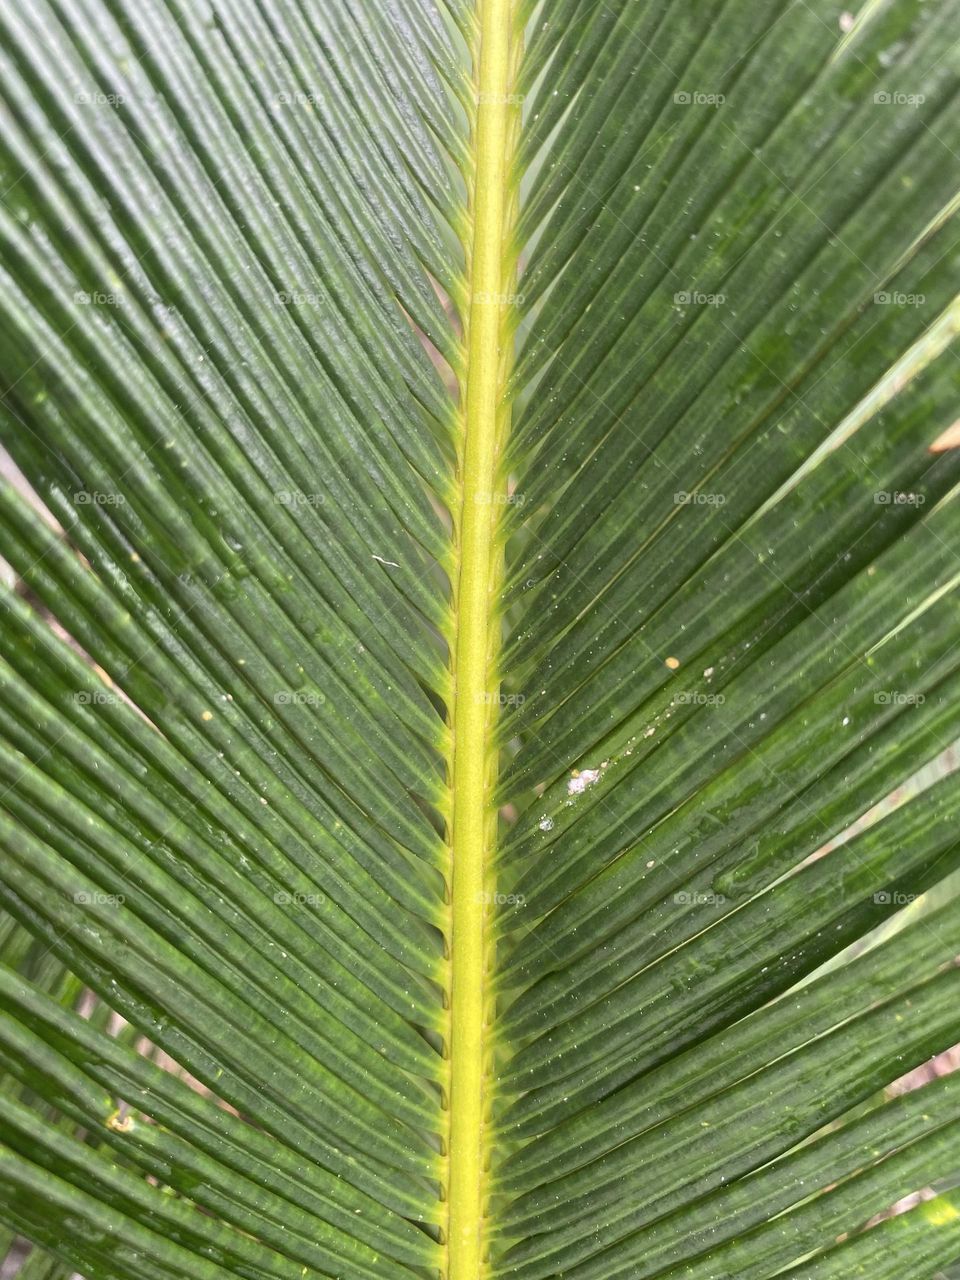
(445, 0, 515, 1275)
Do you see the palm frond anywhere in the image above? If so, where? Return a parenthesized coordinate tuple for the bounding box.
(1, 1, 960, 1278)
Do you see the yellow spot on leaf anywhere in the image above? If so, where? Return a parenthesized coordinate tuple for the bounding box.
(665, 656, 680, 670)
(924, 1199, 960, 1227)
(106, 1109, 134, 1133)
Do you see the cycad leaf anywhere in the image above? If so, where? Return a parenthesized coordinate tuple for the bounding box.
(1, 1, 959, 1279)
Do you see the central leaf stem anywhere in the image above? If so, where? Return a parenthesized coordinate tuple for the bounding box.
(446, 0, 517, 1275)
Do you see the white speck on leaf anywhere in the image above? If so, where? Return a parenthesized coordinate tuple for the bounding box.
(567, 767, 602, 796)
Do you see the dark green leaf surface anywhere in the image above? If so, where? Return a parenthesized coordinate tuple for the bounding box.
(2, 0, 959, 1278)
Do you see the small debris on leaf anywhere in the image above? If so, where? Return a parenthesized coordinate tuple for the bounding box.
(929, 420, 960, 453)
(567, 767, 601, 796)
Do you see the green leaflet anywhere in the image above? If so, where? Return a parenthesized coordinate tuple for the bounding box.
(1, 1, 960, 1278)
